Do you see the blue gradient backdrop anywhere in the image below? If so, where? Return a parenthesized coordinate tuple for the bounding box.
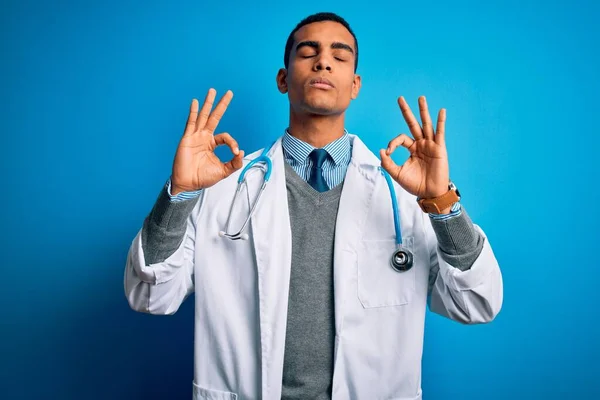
(2, 0, 599, 399)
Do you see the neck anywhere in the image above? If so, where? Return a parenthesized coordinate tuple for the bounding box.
(287, 109, 346, 148)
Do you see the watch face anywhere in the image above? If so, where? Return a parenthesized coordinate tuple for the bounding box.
(449, 181, 461, 199)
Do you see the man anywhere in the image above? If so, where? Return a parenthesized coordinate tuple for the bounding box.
(124, 12, 503, 400)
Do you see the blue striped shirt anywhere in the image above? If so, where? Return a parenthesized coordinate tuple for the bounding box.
(166, 130, 461, 220)
(282, 129, 351, 190)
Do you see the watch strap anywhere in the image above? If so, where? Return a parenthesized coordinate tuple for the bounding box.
(417, 187, 460, 214)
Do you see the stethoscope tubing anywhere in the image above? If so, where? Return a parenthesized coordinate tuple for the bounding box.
(221, 140, 414, 271)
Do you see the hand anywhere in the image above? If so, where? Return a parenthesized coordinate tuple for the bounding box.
(171, 89, 244, 194)
(380, 96, 450, 200)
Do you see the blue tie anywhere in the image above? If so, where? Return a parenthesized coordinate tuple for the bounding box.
(308, 149, 330, 192)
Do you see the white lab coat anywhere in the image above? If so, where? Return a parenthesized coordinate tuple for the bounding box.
(125, 134, 503, 400)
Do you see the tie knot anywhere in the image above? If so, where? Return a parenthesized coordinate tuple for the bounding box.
(309, 149, 329, 169)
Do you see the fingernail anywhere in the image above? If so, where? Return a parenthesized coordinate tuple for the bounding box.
(234, 147, 239, 155)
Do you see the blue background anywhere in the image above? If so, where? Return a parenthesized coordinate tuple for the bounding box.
(2, 0, 599, 398)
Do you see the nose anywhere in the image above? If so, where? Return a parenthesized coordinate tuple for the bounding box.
(313, 55, 332, 72)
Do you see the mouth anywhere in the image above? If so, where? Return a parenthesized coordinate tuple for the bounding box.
(308, 77, 335, 89)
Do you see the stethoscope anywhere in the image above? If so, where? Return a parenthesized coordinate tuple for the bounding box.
(218, 140, 414, 272)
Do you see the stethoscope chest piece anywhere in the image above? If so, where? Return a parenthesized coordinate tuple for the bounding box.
(390, 246, 414, 272)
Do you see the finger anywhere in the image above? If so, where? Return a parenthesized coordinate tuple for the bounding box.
(418, 96, 434, 140)
(205, 90, 234, 133)
(379, 149, 403, 178)
(185, 99, 199, 134)
(435, 108, 446, 145)
(386, 133, 415, 155)
(398, 96, 423, 140)
(214, 132, 240, 155)
(223, 150, 245, 176)
(196, 88, 217, 130)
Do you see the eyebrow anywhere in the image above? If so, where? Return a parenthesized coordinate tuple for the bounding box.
(296, 40, 355, 55)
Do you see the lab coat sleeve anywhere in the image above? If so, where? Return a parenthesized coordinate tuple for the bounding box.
(424, 209, 503, 324)
(124, 187, 203, 316)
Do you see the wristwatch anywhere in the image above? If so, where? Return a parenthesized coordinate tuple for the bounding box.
(417, 181, 461, 214)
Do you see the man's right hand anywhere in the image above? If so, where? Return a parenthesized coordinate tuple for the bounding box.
(170, 88, 245, 195)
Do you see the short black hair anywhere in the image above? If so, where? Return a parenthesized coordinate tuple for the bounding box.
(283, 12, 359, 72)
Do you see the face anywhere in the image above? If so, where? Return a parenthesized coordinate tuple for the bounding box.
(277, 21, 361, 116)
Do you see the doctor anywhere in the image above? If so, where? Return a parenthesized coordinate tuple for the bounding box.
(124, 12, 503, 400)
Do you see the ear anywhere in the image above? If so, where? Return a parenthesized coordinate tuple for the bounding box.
(276, 68, 288, 94)
(351, 74, 362, 100)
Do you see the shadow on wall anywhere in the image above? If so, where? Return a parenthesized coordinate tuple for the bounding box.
(59, 239, 196, 400)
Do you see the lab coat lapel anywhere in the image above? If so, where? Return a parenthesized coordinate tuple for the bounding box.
(245, 138, 292, 399)
(333, 135, 380, 333)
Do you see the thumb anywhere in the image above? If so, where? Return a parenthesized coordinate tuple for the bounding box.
(222, 150, 245, 177)
(379, 149, 402, 179)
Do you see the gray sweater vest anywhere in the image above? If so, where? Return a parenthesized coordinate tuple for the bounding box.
(281, 162, 343, 400)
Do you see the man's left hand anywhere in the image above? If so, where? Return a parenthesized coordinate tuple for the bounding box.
(380, 96, 450, 201)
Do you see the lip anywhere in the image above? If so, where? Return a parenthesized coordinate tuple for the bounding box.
(309, 77, 335, 89)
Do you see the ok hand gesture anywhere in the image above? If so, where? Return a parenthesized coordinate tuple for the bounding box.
(171, 89, 244, 194)
(380, 96, 450, 200)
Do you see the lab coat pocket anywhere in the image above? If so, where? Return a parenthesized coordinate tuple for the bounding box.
(192, 382, 238, 400)
(357, 237, 416, 308)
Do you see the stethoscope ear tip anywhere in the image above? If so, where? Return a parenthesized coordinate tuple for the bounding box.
(240, 233, 249, 241)
(218, 231, 226, 237)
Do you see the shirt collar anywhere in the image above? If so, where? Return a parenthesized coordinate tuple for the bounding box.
(282, 128, 352, 166)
